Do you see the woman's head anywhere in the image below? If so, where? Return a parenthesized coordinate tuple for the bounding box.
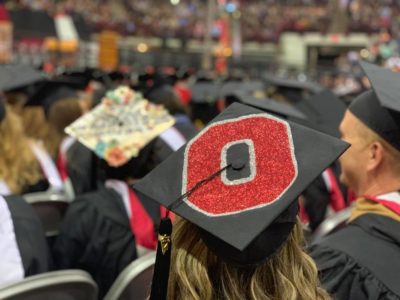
(168, 217, 329, 300)
(147, 85, 189, 115)
(0, 105, 43, 194)
(133, 103, 348, 300)
(46, 97, 83, 158)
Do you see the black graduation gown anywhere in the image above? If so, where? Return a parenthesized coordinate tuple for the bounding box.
(173, 114, 198, 140)
(309, 213, 400, 300)
(302, 174, 330, 231)
(53, 187, 160, 298)
(5, 195, 50, 276)
(151, 117, 198, 167)
(66, 141, 96, 195)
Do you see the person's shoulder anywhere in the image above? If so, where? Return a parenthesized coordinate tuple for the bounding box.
(68, 187, 129, 226)
(4, 194, 40, 222)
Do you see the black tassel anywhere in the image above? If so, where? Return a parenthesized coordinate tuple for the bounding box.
(149, 217, 172, 300)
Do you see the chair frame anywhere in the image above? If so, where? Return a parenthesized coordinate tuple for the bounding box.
(0, 270, 97, 300)
(311, 207, 352, 243)
(104, 251, 156, 300)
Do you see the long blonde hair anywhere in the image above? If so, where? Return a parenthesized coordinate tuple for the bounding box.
(0, 106, 43, 194)
(168, 217, 330, 300)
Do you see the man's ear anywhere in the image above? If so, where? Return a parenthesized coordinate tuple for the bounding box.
(366, 141, 384, 172)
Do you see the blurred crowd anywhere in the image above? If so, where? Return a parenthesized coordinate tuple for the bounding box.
(6, 0, 400, 42)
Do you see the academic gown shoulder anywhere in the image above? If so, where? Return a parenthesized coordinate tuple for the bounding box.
(53, 187, 138, 298)
(66, 141, 96, 195)
(309, 214, 400, 300)
(5, 195, 50, 276)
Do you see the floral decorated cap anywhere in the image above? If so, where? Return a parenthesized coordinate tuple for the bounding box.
(65, 86, 175, 167)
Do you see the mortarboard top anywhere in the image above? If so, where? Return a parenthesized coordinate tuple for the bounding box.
(62, 68, 113, 88)
(134, 102, 348, 264)
(219, 80, 265, 99)
(264, 74, 323, 93)
(349, 61, 400, 151)
(65, 86, 175, 167)
(190, 82, 221, 103)
(25, 78, 86, 117)
(295, 89, 347, 138)
(264, 74, 323, 103)
(226, 90, 307, 120)
(0, 64, 44, 93)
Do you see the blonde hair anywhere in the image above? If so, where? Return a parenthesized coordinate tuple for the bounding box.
(168, 217, 330, 300)
(20, 107, 50, 142)
(0, 106, 43, 194)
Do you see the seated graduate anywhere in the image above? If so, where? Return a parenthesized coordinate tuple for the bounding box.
(293, 89, 350, 230)
(0, 99, 51, 195)
(28, 79, 94, 197)
(1, 67, 69, 194)
(0, 194, 50, 288)
(133, 102, 349, 299)
(53, 86, 176, 298)
(146, 84, 198, 163)
(309, 62, 400, 299)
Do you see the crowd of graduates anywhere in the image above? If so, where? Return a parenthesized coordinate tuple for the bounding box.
(0, 58, 400, 300)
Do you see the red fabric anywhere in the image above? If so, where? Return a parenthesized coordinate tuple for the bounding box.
(364, 194, 400, 215)
(0, 5, 9, 21)
(184, 116, 297, 215)
(325, 168, 346, 211)
(56, 151, 69, 182)
(159, 206, 175, 223)
(128, 188, 157, 250)
(347, 189, 357, 204)
(174, 85, 192, 105)
(299, 198, 309, 224)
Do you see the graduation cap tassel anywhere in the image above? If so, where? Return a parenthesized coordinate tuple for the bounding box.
(149, 216, 172, 300)
(149, 165, 231, 300)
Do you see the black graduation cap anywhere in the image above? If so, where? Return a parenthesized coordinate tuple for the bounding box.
(264, 75, 323, 103)
(219, 81, 265, 99)
(295, 89, 347, 137)
(25, 79, 83, 117)
(0, 64, 44, 92)
(135, 102, 348, 261)
(226, 91, 307, 120)
(190, 82, 221, 103)
(349, 61, 400, 151)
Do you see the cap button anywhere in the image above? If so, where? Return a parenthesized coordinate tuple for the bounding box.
(231, 160, 245, 170)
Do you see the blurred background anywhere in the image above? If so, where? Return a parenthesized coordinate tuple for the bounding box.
(1, 0, 400, 90)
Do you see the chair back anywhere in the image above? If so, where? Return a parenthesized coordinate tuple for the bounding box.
(0, 270, 97, 300)
(104, 251, 156, 300)
(23, 192, 72, 237)
(311, 207, 352, 243)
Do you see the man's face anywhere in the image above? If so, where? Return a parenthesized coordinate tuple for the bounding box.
(338, 111, 370, 195)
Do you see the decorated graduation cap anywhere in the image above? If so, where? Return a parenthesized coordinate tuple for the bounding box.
(226, 90, 306, 120)
(295, 89, 347, 137)
(349, 61, 400, 151)
(0, 64, 44, 92)
(65, 86, 175, 167)
(134, 102, 349, 299)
